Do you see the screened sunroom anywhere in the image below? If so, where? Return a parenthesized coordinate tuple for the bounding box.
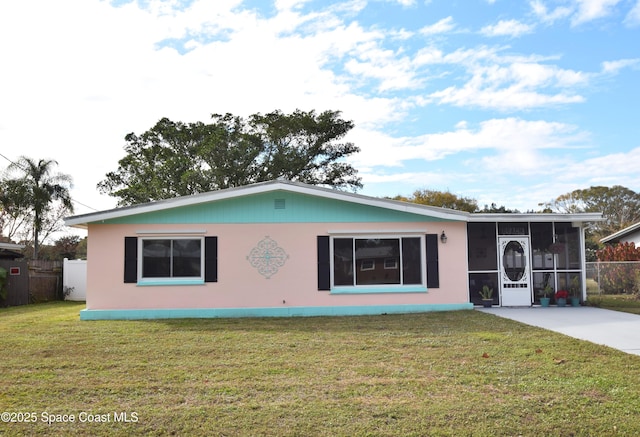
(467, 217, 596, 307)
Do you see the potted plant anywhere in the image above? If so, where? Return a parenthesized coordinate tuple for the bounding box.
(555, 289, 569, 307)
(569, 276, 581, 307)
(479, 285, 494, 308)
(539, 284, 553, 307)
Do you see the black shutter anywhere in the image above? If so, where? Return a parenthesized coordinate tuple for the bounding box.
(204, 236, 218, 283)
(317, 236, 330, 290)
(124, 237, 138, 283)
(426, 234, 440, 288)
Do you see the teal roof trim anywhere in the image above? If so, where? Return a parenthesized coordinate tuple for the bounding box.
(101, 191, 448, 224)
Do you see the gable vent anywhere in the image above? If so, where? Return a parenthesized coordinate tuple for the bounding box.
(274, 199, 286, 209)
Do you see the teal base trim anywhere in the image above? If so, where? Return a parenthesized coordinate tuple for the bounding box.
(80, 303, 473, 320)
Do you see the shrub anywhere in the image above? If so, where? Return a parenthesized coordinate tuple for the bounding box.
(596, 242, 640, 295)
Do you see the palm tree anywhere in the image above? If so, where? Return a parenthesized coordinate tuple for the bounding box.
(5, 157, 73, 259)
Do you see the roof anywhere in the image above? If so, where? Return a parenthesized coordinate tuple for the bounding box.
(0, 242, 25, 260)
(64, 180, 603, 229)
(0, 242, 25, 251)
(468, 212, 603, 223)
(600, 221, 640, 244)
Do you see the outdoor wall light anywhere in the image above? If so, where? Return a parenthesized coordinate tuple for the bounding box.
(440, 231, 447, 244)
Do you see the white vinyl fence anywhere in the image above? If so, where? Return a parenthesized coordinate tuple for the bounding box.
(63, 258, 87, 301)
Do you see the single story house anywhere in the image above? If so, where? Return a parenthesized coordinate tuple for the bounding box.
(64, 180, 602, 320)
(600, 222, 640, 246)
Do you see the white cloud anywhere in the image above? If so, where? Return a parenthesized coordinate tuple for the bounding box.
(530, 0, 573, 24)
(601, 58, 640, 74)
(403, 43, 591, 111)
(350, 117, 588, 169)
(275, 0, 312, 11)
(531, 0, 625, 26)
(427, 59, 588, 110)
(575, 147, 640, 185)
(430, 84, 584, 111)
(413, 46, 445, 64)
(468, 138, 640, 211)
(624, 0, 640, 26)
(480, 19, 535, 37)
(390, 0, 417, 6)
(571, 0, 622, 25)
(344, 43, 424, 91)
(420, 16, 456, 35)
(360, 171, 458, 187)
(353, 117, 599, 210)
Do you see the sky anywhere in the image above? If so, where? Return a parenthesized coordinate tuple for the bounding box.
(1, 0, 640, 229)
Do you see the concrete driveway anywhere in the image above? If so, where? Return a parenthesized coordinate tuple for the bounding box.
(478, 306, 640, 356)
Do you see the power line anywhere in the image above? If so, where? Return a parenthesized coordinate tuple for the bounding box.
(0, 151, 20, 168)
(71, 199, 100, 212)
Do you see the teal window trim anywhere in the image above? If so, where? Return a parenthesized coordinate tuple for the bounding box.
(330, 285, 427, 294)
(137, 279, 205, 286)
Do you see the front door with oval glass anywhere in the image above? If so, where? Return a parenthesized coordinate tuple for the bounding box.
(499, 237, 532, 306)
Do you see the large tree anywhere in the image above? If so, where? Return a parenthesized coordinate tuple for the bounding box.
(1, 158, 73, 259)
(98, 109, 361, 206)
(542, 186, 640, 239)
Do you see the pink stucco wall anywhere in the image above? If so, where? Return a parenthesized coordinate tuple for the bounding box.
(86, 222, 469, 310)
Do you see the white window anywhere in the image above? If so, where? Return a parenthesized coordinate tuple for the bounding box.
(360, 259, 375, 271)
(384, 258, 398, 270)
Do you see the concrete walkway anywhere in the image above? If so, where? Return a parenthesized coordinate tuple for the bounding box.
(478, 306, 640, 356)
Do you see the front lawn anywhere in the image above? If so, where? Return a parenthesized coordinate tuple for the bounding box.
(1, 302, 639, 436)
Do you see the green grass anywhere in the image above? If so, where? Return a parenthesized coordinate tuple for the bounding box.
(586, 293, 640, 315)
(1, 302, 640, 436)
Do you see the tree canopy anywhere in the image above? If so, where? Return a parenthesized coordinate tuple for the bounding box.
(393, 189, 478, 212)
(0, 157, 73, 259)
(542, 185, 640, 239)
(392, 189, 516, 213)
(98, 109, 361, 206)
(396, 185, 640, 238)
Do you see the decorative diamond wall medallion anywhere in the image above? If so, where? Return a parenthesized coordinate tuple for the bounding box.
(246, 236, 289, 279)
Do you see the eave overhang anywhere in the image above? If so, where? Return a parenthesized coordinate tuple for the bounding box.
(64, 180, 604, 230)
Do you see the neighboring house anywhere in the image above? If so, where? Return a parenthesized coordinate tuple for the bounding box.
(600, 222, 640, 246)
(0, 242, 25, 260)
(64, 180, 602, 320)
